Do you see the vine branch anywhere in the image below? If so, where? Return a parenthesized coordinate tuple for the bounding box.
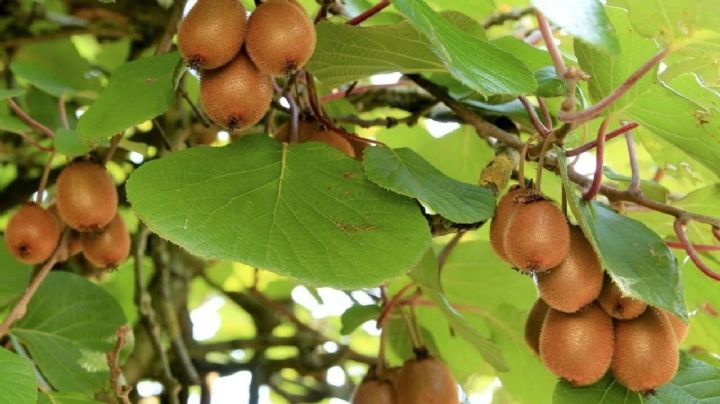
(673, 218, 720, 281)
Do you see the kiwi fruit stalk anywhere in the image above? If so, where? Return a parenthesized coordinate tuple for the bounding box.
(489, 186, 522, 263)
(396, 355, 458, 404)
(597, 275, 647, 320)
(502, 190, 570, 272)
(611, 307, 679, 392)
(537, 226, 603, 313)
(81, 214, 131, 268)
(539, 303, 614, 386)
(245, 0, 316, 76)
(177, 0, 248, 70)
(55, 160, 118, 232)
(200, 52, 272, 130)
(4, 202, 61, 264)
(525, 298, 550, 355)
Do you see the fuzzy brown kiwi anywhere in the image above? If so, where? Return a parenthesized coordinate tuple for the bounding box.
(502, 190, 570, 272)
(489, 185, 522, 263)
(396, 355, 458, 404)
(352, 379, 397, 404)
(55, 160, 118, 232)
(4, 202, 61, 264)
(200, 52, 272, 130)
(245, 0, 316, 76)
(539, 303, 614, 386)
(177, 0, 247, 70)
(611, 307, 679, 392)
(81, 214, 130, 268)
(597, 275, 647, 320)
(276, 120, 356, 157)
(537, 226, 604, 312)
(525, 298, 550, 355)
(660, 309, 689, 344)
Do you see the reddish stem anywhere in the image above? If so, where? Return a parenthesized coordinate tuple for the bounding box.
(625, 132, 640, 194)
(58, 95, 69, 130)
(666, 241, 720, 252)
(320, 82, 408, 104)
(347, 0, 390, 26)
(518, 96, 549, 137)
(537, 97, 553, 131)
(7, 98, 55, 139)
(535, 11, 566, 77)
(376, 283, 415, 329)
(582, 118, 609, 201)
(673, 218, 720, 281)
(566, 122, 638, 157)
(714, 226, 720, 242)
(558, 48, 670, 124)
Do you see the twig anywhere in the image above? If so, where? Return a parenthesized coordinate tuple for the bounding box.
(180, 88, 211, 127)
(537, 97, 553, 130)
(666, 241, 720, 252)
(566, 122, 638, 156)
(347, 0, 390, 26)
(320, 82, 409, 104)
(58, 96, 69, 130)
(437, 231, 466, 274)
(518, 96, 549, 136)
(103, 133, 123, 164)
(625, 132, 640, 194)
(535, 11, 566, 78)
(558, 48, 670, 123)
(673, 218, 720, 281)
(0, 231, 69, 338)
(106, 325, 133, 404)
(36, 149, 55, 204)
(483, 6, 535, 29)
(7, 98, 55, 139)
(15, 132, 53, 152)
(582, 117, 609, 200)
(536, 132, 556, 190)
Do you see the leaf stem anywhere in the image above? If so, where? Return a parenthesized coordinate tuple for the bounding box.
(103, 133, 124, 165)
(377, 283, 415, 329)
(518, 96, 549, 137)
(582, 118, 609, 200)
(558, 48, 670, 123)
(625, 131, 641, 194)
(36, 149, 55, 204)
(666, 241, 720, 252)
(347, 0, 390, 26)
(566, 122, 638, 157)
(58, 95, 69, 130)
(673, 218, 720, 281)
(535, 11, 566, 78)
(7, 98, 55, 139)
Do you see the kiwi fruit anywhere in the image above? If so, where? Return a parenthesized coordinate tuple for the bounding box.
(539, 303, 614, 385)
(4, 202, 61, 264)
(200, 52, 273, 130)
(612, 307, 679, 392)
(55, 160, 118, 232)
(660, 309, 689, 344)
(537, 226, 603, 313)
(276, 120, 356, 157)
(598, 275, 647, 320)
(489, 186, 522, 263)
(502, 191, 570, 272)
(396, 355, 458, 404)
(81, 214, 130, 268)
(177, 0, 247, 70)
(245, 0, 316, 76)
(525, 298, 550, 355)
(352, 379, 397, 404)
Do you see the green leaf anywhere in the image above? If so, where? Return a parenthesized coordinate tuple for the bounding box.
(535, 66, 568, 98)
(9, 39, 101, 97)
(650, 352, 720, 403)
(76, 52, 181, 141)
(574, 7, 658, 113)
(54, 128, 90, 158)
(363, 147, 495, 223)
(415, 125, 495, 184)
(0, 241, 31, 308)
(0, 88, 25, 99)
(409, 249, 508, 371)
(127, 134, 431, 289)
(0, 348, 37, 404)
(11, 272, 127, 393)
(532, 0, 619, 53)
(555, 148, 687, 320)
(553, 374, 642, 404)
(37, 392, 103, 404)
(340, 304, 380, 335)
(391, 0, 536, 96)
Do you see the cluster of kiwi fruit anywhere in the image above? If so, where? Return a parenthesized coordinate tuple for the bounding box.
(352, 350, 458, 404)
(4, 159, 130, 269)
(489, 185, 687, 392)
(178, 0, 316, 130)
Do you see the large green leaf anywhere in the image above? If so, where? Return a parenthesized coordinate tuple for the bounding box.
(409, 249, 508, 371)
(127, 134, 431, 288)
(0, 241, 31, 308)
(556, 148, 687, 320)
(391, 0, 536, 96)
(10, 39, 101, 97)
(0, 348, 37, 404)
(553, 374, 642, 403)
(11, 272, 127, 393)
(76, 52, 181, 141)
(363, 146, 495, 223)
(532, 0, 619, 53)
(37, 392, 103, 404)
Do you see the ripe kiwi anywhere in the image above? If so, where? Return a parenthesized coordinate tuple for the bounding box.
(502, 191, 570, 272)
(525, 298, 550, 355)
(245, 0, 316, 76)
(489, 186, 522, 263)
(177, 0, 247, 70)
(81, 214, 130, 268)
(55, 160, 118, 232)
(612, 307, 679, 392)
(352, 379, 397, 404)
(539, 303, 614, 385)
(598, 275, 647, 320)
(396, 355, 458, 404)
(537, 226, 603, 313)
(660, 309, 689, 344)
(276, 120, 356, 158)
(200, 52, 272, 130)
(4, 203, 61, 264)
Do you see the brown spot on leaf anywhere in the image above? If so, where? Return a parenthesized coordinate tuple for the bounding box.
(336, 222, 377, 233)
